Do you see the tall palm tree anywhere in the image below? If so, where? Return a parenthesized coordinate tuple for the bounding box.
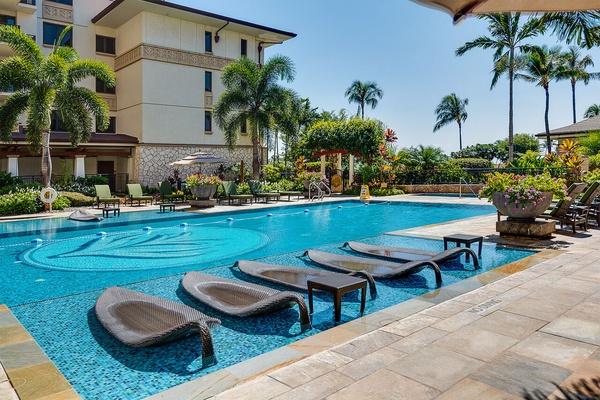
(344, 80, 383, 120)
(538, 12, 600, 49)
(456, 13, 541, 162)
(433, 93, 469, 150)
(0, 25, 114, 188)
(213, 55, 295, 179)
(516, 46, 565, 154)
(584, 104, 600, 118)
(556, 46, 600, 123)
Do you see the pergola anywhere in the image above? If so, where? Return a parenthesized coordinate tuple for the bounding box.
(411, 0, 598, 23)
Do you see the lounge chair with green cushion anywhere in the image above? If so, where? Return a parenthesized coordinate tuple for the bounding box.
(159, 181, 185, 203)
(94, 184, 121, 208)
(541, 183, 589, 233)
(248, 180, 280, 203)
(221, 181, 253, 205)
(126, 183, 153, 206)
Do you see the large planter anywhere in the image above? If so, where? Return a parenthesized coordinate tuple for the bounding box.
(190, 185, 217, 200)
(492, 191, 554, 222)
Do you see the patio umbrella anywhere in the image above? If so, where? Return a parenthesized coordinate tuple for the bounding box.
(411, 0, 597, 24)
(169, 151, 228, 173)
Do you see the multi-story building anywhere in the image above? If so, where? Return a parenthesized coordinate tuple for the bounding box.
(0, 0, 295, 190)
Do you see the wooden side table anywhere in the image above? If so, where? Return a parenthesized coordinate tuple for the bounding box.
(102, 207, 120, 218)
(160, 203, 176, 213)
(443, 233, 483, 262)
(307, 275, 367, 322)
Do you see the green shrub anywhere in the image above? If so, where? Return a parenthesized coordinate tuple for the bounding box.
(262, 164, 281, 182)
(588, 154, 600, 171)
(0, 190, 39, 215)
(60, 191, 95, 207)
(51, 195, 71, 210)
(371, 188, 404, 196)
(266, 179, 299, 191)
(451, 158, 492, 169)
(342, 188, 360, 195)
(236, 182, 251, 194)
(77, 175, 108, 186)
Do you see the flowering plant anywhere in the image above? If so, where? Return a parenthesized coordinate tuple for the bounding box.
(297, 171, 326, 183)
(185, 173, 222, 187)
(479, 172, 568, 211)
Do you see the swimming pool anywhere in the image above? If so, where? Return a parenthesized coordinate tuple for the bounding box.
(2, 200, 535, 399)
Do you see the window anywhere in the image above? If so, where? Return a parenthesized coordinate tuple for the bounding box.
(205, 31, 212, 53)
(205, 71, 212, 92)
(96, 35, 115, 55)
(241, 121, 247, 134)
(204, 111, 212, 132)
(96, 77, 115, 94)
(241, 39, 247, 56)
(48, 0, 72, 4)
(43, 23, 72, 46)
(50, 111, 68, 132)
(0, 15, 16, 26)
(97, 117, 116, 134)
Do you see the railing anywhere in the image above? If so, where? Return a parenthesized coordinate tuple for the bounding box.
(308, 180, 331, 201)
(459, 178, 478, 198)
(20, 0, 36, 5)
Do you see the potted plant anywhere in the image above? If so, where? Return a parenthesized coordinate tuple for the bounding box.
(185, 173, 222, 200)
(297, 171, 326, 190)
(479, 172, 568, 221)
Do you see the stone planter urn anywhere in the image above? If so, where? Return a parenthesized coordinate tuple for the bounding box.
(492, 191, 554, 222)
(189, 185, 217, 208)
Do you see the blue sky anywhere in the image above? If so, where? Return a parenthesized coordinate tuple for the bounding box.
(187, 0, 600, 154)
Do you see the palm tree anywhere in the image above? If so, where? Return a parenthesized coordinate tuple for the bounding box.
(538, 12, 600, 49)
(456, 13, 541, 162)
(213, 55, 295, 179)
(556, 46, 600, 123)
(433, 93, 469, 150)
(344, 80, 383, 120)
(0, 25, 114, 188)
(516, 46, 565, 154)
(584, 104, 600, 118)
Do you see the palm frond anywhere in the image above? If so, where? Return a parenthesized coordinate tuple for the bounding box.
(0, 91, 28, 141)
(0, 56, 35, 91)
(0, 25, 43, 65)
(68, 59, 115, 86)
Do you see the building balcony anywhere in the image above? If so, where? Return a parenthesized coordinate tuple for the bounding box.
(0, 0, 36, 13)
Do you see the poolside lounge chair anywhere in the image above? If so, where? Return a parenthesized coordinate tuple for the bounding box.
(278, 190, 302, 201)
(540, 183, 589, 233)
(181, 271, 311, 331)
(574, 180, 600, 226)
(159, 181, 185, 203)
(94, 286, 220, 367)
(94, 185, 121, 208)
(248, 180, 280, 203)
(235, 260, 377, 299)
(220, 181, 254, 205)
(342, 241, 480, 268)
(303, 250, 442, 288)
(126, 183, 153, 206)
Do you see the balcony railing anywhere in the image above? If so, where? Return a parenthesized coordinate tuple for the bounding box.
(19, 0, 36, 5)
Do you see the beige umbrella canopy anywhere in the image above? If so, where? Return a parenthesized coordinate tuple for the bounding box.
(169, 151, 228, 173)
(411, 0, 598, 24)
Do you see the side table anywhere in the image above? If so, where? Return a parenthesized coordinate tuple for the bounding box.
(160, 203, 176, 213)
(102, 207, 120, 218)
(307, 275, 367, 322)
(443, 233, 483, 262)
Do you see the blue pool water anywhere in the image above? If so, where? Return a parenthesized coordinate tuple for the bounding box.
(2, 200, 535, 399)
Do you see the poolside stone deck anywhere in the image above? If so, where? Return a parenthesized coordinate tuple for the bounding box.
(1, 195, 599, 399)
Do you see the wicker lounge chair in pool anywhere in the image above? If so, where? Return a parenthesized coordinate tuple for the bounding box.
(248, 180, 280, 203)
(94, 286, 220, 367)
(126, 183, 154, 206)
(181, 271, 311, 331)
(220, 181, 254, 205)
(159, 181, 185, 203)
(235, 260, 377, 299)
(94, 185, 121, 208)
(342, 241, 480, 268)
(69, 209, 103, 222)
(303, 250, 442, 287)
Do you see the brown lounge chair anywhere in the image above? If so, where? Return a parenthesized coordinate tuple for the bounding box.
(303, 249, 442, 288)
(235, 260, 377, 299)
(342, 241, 480, 268)
(541, 182, 589, 233)
(94, 286, 220, 368)
(181, 272, 312, 331)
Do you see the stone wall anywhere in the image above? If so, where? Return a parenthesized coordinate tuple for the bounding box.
(134, 145, 253, 187)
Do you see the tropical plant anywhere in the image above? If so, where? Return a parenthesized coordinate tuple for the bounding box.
(479, 172, 567, 208)
(584, 104, 600, 118)
(344, 80, 383, 120)
(556, 46, 600, 123)
(538, 11, 600, 49)
(0, 25, 115, 188)
(557, 139, 584, 186)
(516, 45, 565, 154)
(494, 133, 541, 162)
(184, 173, 222, 187)
(319, 108, 351, 122)
(405, 145, 449, 170)
(213, 55, 295, 179)
(456, 13, 541, 162)
(433, 93, 469, 149)
(451, 143, 500, 162)
(579, 131, 600, 155)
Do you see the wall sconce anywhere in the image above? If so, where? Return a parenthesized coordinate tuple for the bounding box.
(215, 21, 229, 43)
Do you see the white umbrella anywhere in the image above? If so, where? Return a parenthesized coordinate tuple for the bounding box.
(169, 151, 228, 166)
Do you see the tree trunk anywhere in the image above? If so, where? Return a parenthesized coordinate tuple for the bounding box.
(571, 80, 577, 124)
(41, 128, 52, 187)
(508, 64, 514, 162)
(361, 102, 365, 120)
(252, 129, 260, 180)
(544, 86, 551, 154)
(458, 123, 463, 150)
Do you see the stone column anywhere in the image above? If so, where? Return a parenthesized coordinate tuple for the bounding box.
(337, 153, 342, 175)
(74, 155, 86, 178)
(7, 155, 18, 177)
(320, 155, 326, 175)
(349, 155, 354, 186)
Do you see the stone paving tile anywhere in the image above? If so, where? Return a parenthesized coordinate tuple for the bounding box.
(389, 327, 448, 354)
(270, 371, 354, 400)
(510, 331, 597, 370)
(0, 341, 50, 370)
(336, 347, 407, 381)
(214, 375, 291, 400)
(527, 287, 588, 308)
(432, 325, 518, 362)
(0, 325, 33, 348)
(435, 377, 523, 400)
(380, 314, 440, 337)
(453, 287, 503, 305)
(471, 352, 573, 397)
(7, 362, 75, 400)
(545, 277, 600, 295)
(469, 310, 547, 339)
(491, 287, 531, 303)
(331, 330, 401, 360)
(0, 382, 19, 400)
(569, 268, 600, 283)
(563, 301, 600, 324)
(387, 345, 484, 392)
(327, 368, 439, 400)
(500, 296, 573, 322)
(430, 310, 482, 332)
(420, 300, 473, 319)
(541, 316, 600, 346)
(267, 350, 352, 389)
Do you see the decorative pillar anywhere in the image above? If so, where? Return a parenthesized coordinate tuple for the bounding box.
(349, 155, 354, 186)
(7, 155, 19, 177)
(337, 153, 342, 175)
(320, 155, 326, 175)
(74, 155, 86, 178)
